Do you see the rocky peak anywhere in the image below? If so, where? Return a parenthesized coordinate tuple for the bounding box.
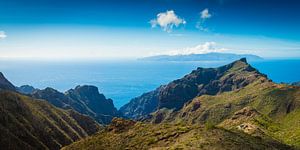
(0, 72, 16, 91)
(72, 85, 107, 103)
(66, 85, 118, 123)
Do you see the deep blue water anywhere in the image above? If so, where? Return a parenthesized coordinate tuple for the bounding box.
(1, 59, 299, 108)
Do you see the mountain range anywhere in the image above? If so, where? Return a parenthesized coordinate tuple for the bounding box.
(140, 52, 263, 61)
(1, 58, 300, 150)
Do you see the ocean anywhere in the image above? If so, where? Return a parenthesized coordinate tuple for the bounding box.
(1, 59, 300, 108)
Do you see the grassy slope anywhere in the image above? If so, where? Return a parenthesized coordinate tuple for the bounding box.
(63, 119, 291, 150)
(0, 90, 101, 150)
(150, 78, 300, 148)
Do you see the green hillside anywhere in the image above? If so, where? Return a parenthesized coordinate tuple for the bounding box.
(0, 90, 101, 150)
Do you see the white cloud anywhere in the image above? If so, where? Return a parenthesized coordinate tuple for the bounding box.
(197, 8, 212, 31)
(0, 31, 7, 39)
(154, 42, 228, 56)
(150, 10, 186, 32)
(201, 8, 212, 19)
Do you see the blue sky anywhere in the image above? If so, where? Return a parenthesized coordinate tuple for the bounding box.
(0, 0, 300, 59)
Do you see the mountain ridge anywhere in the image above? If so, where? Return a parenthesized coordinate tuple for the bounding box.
(120, 58, 268, 119)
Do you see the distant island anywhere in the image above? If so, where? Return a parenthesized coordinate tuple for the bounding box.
(139, 52, 263, 61)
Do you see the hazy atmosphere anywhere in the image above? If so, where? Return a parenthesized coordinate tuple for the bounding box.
(1, 1, 300, 150)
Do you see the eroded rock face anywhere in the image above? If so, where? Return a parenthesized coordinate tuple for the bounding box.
(158, 58, 267, 110)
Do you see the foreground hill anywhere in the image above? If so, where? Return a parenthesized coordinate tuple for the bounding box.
(62, 118, 291, 150)
(65, 58, 300, 149)
(0, 72, 101, 149)
(140, 52, 263, 61)
(0, 90, 101, 150)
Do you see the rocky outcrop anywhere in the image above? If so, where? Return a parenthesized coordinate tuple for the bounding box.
(119, 86, 164, 119)
(66, 85, 118, 124)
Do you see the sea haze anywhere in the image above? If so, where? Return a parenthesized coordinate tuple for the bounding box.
(1, 59, 299, 108)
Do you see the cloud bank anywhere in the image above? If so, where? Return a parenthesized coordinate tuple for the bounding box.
(150, 10, 186, 32)
(0, 31, 7, 39)
(157, 42, 228, 56)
